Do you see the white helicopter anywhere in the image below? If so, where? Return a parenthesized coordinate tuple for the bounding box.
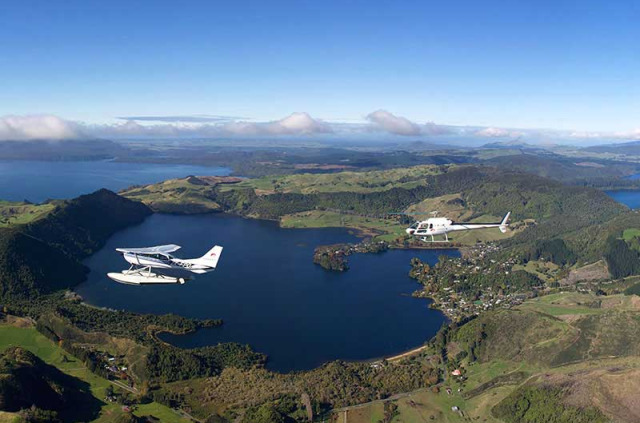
(107, 244, 223, 285)
(404, 211, 511, 242)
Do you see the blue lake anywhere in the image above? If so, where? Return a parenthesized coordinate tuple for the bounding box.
(0, 160, 230, 203)
(606, 190, 640, 209)
(77, 213, 456, 372)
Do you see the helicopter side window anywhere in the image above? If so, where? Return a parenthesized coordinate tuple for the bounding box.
(429, 223, 433, 229)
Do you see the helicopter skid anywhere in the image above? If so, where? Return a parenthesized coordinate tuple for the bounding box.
(420, 237, 450, 243)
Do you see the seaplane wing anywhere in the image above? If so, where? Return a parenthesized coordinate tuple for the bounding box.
(115, 244, 181, 254)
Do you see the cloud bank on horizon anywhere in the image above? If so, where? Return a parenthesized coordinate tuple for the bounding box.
(366, 110, 452, 136)
(0, 112, 638, 146)
(0, 115, 80, 141)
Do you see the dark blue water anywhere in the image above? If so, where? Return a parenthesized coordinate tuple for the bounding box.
(606, 190, 640, 209)
(77, 213, 456, 372)
(0, 160, 230, 203)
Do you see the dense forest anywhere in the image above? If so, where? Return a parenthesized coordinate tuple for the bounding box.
(604, 236, 640, 278)
(0, 189, 151, 299)
(0, 229, 87, 298)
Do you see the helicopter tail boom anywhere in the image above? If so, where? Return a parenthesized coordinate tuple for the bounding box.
(499, 212, 511, 233)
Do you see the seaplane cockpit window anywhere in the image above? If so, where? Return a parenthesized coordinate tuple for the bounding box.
(147, 253, 171, 262)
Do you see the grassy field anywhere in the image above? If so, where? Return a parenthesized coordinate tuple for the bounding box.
(121, 176, 223, 213)
(220, 164, 448, 194)
(518, 291, 636, 316)
(513, 260, 560, 282)
(0, 412, 20, 423)
(0, 200, 54, 227)
(404, 193, 472, 221)
(623, 228, 640, 240)
(280, 210, 406, 240)
(0, 321, 190, 423)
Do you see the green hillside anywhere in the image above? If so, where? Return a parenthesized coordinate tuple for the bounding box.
(0, 201, 54, 228)
(0, 190, 151, 300)
(23, 189, 151, 258)
(346, 291, 640, 423)
(0, 230, 86, 299)
(123, 165, 629, 268)
(0, 346, 101, 422)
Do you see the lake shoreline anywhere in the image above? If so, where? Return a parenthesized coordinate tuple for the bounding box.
(78, 212, 453, 372)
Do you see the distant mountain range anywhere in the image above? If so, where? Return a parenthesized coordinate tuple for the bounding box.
(583, 140, 640, 155)
(480, 140, 552, 150)
(0, 139, 130, 161)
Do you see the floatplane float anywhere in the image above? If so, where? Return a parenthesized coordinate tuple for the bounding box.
(107, 244, 223, 285)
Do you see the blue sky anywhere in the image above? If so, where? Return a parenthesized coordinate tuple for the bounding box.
(0, 0, 638, 142)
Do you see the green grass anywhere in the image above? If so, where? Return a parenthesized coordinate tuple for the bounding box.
(222, 164, 447, 194)
(0, 201, 54, 227)
(0, 411, 21, 423)
(0, 323, 190, 423)
(519, 292, 608, 316)
(133, 403, 191, 422)
(122, 177, 222, 213)
(280, 210, 406, 240)
(623, 228, 640, 241)
(513, 260, 560, 282)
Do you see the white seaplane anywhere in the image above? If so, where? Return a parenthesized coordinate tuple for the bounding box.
(107, 244, 223, 285)
(404, 212, 511, 242)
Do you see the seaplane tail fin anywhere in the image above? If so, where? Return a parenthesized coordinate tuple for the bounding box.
(194, 245, 223, 269)
(499, 212, 511, 233)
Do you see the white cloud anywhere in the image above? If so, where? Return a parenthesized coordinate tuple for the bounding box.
(568, 130, 604, 139)
(475, 127, 523, 138)
(566, 128, 640, 140)
(611, 128, 640, 139)
(220, 112, 332, 136)
(88, 112, 333, 138)
(366, 110, 421, 136)
(116, 114, 244, 123)
(365, 110, 451, 136)
(423, 121, 452, 136)
(1, 112, 635, 146)
(0, 115, 81, 141)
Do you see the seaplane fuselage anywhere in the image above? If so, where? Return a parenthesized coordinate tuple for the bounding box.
(122, 251, 217, 274)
